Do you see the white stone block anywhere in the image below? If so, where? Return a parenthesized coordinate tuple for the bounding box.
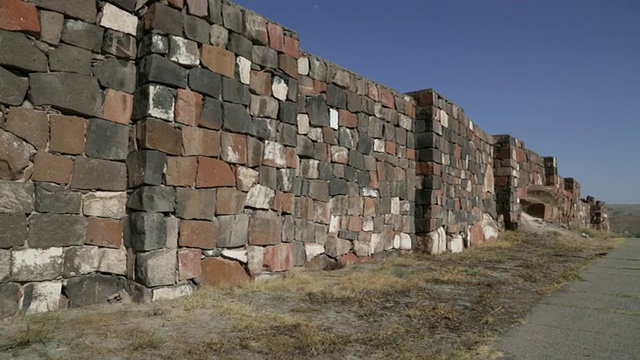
(272, 77, 288, 101)
(152, 284, 193, 302)
(100, 3, 138, 36)
(237, 56, 251, 85)
(304, 243, 325, 261)
(82, 192, 127, 218)
(329, 108, 339, 129)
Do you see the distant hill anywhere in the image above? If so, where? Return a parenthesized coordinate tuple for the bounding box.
(607, 204, 640, 236)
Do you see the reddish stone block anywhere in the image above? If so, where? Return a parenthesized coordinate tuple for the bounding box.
(363, 198, 376, 217)
(220, 132, 247, 164)
(200, 257, 249, 286)
(263, 243, 295, 272)
(137, 118, 182, 155)
(278, 54, 298, 79)
(6, 107, 49, 150)
(446, 224, 461, 234)
(86, 217, 123, 249)
(196, 157, 235, 188)
(379, 88, 396, 109)
(469, 223, 484, 247)
(0, 0, 40, 33)
(267, 22, 284, 52)
(407, 148, 416, 160)
(338, 253, 359, 266)
(216, 188, 246, 215)
(178, 248, 201, 280)
(166, 156, 197, 187)
(376, 162, 386, 181)
(185, 0, 207, 17)
(338, 110, 357, 128)
(49, 114, 86, 155)
(313, 79, 326, 94)
(102, 89, 133, 125)
(283, 36, 299, 59)
(385, 141, 396, 155)
(347, 216, 362, 232)
(405, 101, 416, 118)
(368, 172, 379, 189)
(250, 70, 271, 96)
(248, 211, 282, 245)
(175, 89, 203, 126)
(33, 152, 73, 184)
(275, 192, 295, 214)
(285, 147, 297, 168)
(179, 220, 218, 249)
(201, 45, 235, 78)
(297, 196, 314, 221)
(367, 83, 379, 101)
(298, 76, 315, 96)
(182, 126, 220, 157)
(167, 0, 184, 8)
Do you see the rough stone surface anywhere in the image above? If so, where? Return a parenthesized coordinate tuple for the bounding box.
(82, 192, 127, 219)
(136, 118, 182, 155)
(86, 119, 129, 160)
(217, 215, 249, 248)
(30, 73, 102, 118)
(61, 19, 105, 52)
(49, 44, 92, 75)
(245, 184, 275, 209)
(32, 152, 73, 184)
(0, 214, 27, 248)
(168, 35, 200, 67)
(0, 129, 35, 181)
(249, 211, 282, 245)
(100, 3, 138, 36)
(71, 157, 127, 191)
(35, 183, 81, 214)
(0, 29, 48, 72)
(64, 274, 125, 308)
(97, 248, 126, 275)
(152, 284, 193, 302)
(129, 212, 166, 251)
(136, 249, 177, 287)
(200, 257, 249, 286)
(0, 283, 20, 318)
(63, 246, 100, 277)
(176, 188, 216, 220)
(263, 243, 295, 272)
(179, 220, 218, 249)
(6, 107, 49, 151)
(178, 249, 201, 280)
(126, 150, 166, 187)
(133, 84, 175, 121)
(29, 214, 88, 248)
(196, 157, 236, 188)
(86, 218, 122, 249)
(127, 186, 176, 212)
(27, 0, 97, 22)
(21, 282, 62, 314)
(0, 66, 28, 106)
(93, 58, 137, 94)
(11, 247, 64, 281)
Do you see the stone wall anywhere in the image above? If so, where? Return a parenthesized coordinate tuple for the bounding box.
(0, 0, 607, 318)
(410, 90, 497, 254)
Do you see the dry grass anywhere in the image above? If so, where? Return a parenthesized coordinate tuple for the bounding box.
(0, 230, 625, 360)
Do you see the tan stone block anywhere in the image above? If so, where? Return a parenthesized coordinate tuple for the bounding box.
(220, 132, 246, 164)
(283, 36, 299, 59)
(248, 211, 282, 245)
(166, 156, 197, 187)
(216, 188, 246, 215)
(249, 70, 271, 96)
(267, 22, 283, 52)
(338, 109, 357, 128)
(137, 118, 182, 155)
(182, 126, 220, 156)
(278, 54, 298, 79)
(33, 152, 73, 184)
(49, 114, 85, 155)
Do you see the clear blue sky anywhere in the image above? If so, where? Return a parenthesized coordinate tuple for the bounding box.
(234, 0, 640, 204)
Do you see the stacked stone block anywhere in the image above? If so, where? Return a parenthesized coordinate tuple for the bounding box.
(0, 0, 136, 317)
(409, 90, 497, 253)
(493, 135, 546, 229)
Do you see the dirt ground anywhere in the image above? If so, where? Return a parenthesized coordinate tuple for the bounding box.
(0, 228, 624, 360)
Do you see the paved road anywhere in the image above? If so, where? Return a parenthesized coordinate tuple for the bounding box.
(497, 238, 640, 360)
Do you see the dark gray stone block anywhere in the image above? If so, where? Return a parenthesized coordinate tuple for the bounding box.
(217, 215, 249, 248)
(259, 166, 277, 189)
(223, 102, 254, 134)
(108, 0, 137, 11)
(85, 118, 129, 160)
(132, 84, 175, 121)
(189, 67, 222, 98)
(0, 283, 20, 318)
(30, 72, 102, 117)
(277, 123, 297, 146)
(0, 214, 27, 248)
(0, 66, 28, 106)
(308, 180, 330, 202)
(348, 151, 365, 170)
(61, 19, 104, 52)
(71, 157, 127, 191)
(138, 34, 169, 57)
(64, 274, 126, 308)
(28, 0, 97, 22)
(307, 95, 329, 126)
(146, 3, 183, 36)
(329, 178, 348, 196)
(222, 77, 250, 105)
(35, 183, 82, 214)
(199, 97, 223, 130)
(0, 30, 48, 72)
(127, 186, 176, 212)
(29, 214, 87, 248)
(129, 212, 166, 251)
(138, 54, 188, 88)
(184, 14, 210, 44)
(228, 33, 252, 59)
(126, 150, 166, 188)
(251, 46, 277, 68)
(326, 84, 347, 109)
(276, 169, 295, 192)
(208, 0, 222, 24)
(278, 101, 297, 124)
(48, 44, 92, 75)
(357, 133, 373, 154)
(222, 3, 243, 33)
(102, 30, 137, 60)
(93, 58, 136, 94)
(296, 135, 314, 158)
